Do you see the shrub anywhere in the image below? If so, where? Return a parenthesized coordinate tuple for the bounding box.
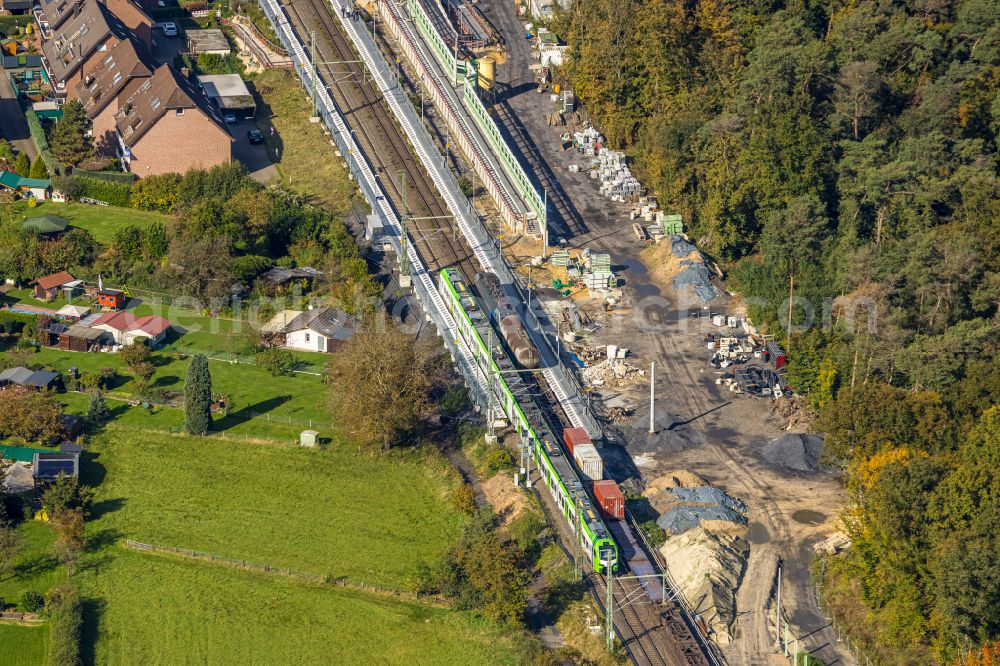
(231, 254, 274, 283)
(639, 520, 667, 549)
(0, 311, 35, 336)
(51, 175, 83, 201)
(98, 367, 118, 389)
(439, 386, 470, 417)
(255, 348, 297, 376)
(130, 172, 181, 212)
(451, 484, 477, 516)
(483, 445, 515, 477)
(508, 511, 546, 562)
(20, 590, 44, 613)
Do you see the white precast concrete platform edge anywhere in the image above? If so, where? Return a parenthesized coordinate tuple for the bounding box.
(260, 0, 495, 409)
(332, 0, 601, 438)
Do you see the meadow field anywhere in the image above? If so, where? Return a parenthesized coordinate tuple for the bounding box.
(84, 428, 463, 587)
(74, 548, 519, 665)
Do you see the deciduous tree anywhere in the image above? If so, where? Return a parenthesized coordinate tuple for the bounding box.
(325, 322, 443, 448)
(0, 385, 62, 444)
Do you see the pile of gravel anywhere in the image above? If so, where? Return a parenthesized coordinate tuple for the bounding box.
(674, 263, 719, 303)
(670, 236, 699, 258)
(762, 434, 825, 472)
(658, 505, 747, 535)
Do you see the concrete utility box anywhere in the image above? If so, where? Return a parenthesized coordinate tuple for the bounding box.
(300, 430, 319, 448)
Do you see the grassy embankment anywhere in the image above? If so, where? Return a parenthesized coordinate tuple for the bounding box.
(0, 428, 521, 663)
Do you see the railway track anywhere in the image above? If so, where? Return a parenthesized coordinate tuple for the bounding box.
(278, 2, 714, 664)
(282, 0, 476, 278)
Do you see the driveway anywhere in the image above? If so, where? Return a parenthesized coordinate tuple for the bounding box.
(231, 121, 278, 183)
(150, 32, 184, 66)
(0, 67, 37, 161)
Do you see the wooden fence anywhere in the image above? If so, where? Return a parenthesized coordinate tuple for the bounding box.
(123, 539, 410, 599)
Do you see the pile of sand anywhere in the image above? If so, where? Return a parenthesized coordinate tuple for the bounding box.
(660, 527, 748, 645)
(643, 469, 706, 497)
(481, 473, 533, 527)
(641, 240, 700, 288)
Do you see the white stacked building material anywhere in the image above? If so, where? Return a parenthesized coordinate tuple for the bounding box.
(572, 125, 643, 202)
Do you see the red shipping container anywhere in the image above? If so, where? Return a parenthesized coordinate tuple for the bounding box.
(562, 427, 591, 455)
(593, 480, 624, 519)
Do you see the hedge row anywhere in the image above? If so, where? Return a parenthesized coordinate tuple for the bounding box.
(47, 584, 82, 666)
(24, 109, 59, 175)
(0, 311, 37, 336)
(73, 169, 137, 185)
(77, 176, 132, 207)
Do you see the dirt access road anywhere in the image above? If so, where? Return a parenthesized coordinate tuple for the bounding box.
(473, 2, 851, 664)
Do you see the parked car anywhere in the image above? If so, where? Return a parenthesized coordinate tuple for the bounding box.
(247, 129, 264, 144)
(161, 22, 178, 36)
(223, 112, 237, 124)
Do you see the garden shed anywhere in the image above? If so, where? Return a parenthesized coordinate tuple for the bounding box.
(187, 29, 231, 55)
(198, 74, 256, 120)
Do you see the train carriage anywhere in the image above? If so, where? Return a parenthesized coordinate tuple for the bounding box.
(439, 267, 618, 572)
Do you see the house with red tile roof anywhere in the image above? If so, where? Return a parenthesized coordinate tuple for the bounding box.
(87, 310, 171, 345)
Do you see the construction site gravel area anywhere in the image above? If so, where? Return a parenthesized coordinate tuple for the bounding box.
(476, 1, 851, 663)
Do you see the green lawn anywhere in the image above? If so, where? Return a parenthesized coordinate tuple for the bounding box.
(74, 548, 518, 665)
(0, 624, 49, 666)
(2, 287, 94, 312)
(0, 521, 64, 606)
(4, 201, 170, 244)
(84, 428, 463, 587)
(33, 347, 331, 431)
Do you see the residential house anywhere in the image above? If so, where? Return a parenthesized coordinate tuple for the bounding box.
(31, 270, 76, 301)
(0, 172, 51, 200)
(115, 64, 232, 177)
(100, 0, 152, 50)
(75, 38, 152, 154)
(264, 307, 355, 353)
(0, 367, 63, 390)
(87, 310, 171, 345)
(38, 0, 130, 99)
(36, 0, 151, 49)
